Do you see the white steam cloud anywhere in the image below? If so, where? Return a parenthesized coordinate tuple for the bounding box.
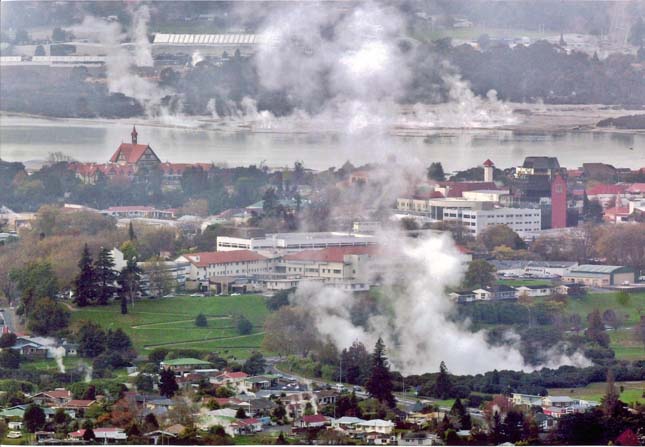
(291, 231, 591, 375)
(70, 6, 165, 116)
(240, 1, 518, 133)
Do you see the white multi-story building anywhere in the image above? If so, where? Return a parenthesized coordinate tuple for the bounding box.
(444, 207, 542, 238)
(216, 232, 376, 255)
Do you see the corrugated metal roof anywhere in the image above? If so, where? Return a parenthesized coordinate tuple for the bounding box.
(570, 264, 627, 274)
(153, 33, 269, 45)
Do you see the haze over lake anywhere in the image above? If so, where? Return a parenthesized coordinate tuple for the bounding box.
(1, 116, 643, 171)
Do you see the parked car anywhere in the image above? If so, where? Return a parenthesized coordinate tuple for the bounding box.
(7, 431, 22, 439)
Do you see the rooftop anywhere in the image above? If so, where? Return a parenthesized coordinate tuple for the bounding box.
(182, 250, 267, 267)
(569, 264, 630, 274)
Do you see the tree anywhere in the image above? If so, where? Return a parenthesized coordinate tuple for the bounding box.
(586, 309, 610, 347)
(450, 397, 471, 429)
(195, 313, 208, 327)
(262, 306, 319, 357)
(117, 258, 142, 310)
(616, 290, 631, 307)
(235, 407, 247, 419)
(427, 162, 446, 181)
(0, 349, 20, 368)
(464, 260, 495, 288)
(74, 244, 95, 307)
(0, 332, 17, 348)
(77, 321, 106, 357)
(431, 361, 454, 400)
(23, 405, 46, 432)
(602, 369, 621, 417)
(128, 221, 137, 241)
(146, 257, 175, 298)
(479, 225, 526, 251)
(94, 248, 117, 305)
(365, 338, 396, 408)
(266, 289, 293, 311)
(28, 298, 70, 335)
(236, 315, 253, 335)
(106, 328, 132, 352)
(341, 341, 371, 385)
(583, 196, 604, 223)
(135, 374, 154, 393)
(10, 261, 58, 315)
(634, 318, 645, 350)
(628, 17, 645, 47)
(242, 352, 266, 376)
(159, 367, 179, 398)
(35, 45, 45, 56)
(275, 432, 288, 445)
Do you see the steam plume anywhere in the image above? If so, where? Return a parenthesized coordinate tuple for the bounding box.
(291, 231, 590, 375)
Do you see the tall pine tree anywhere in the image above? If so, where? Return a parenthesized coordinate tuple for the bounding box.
(365, 337, 396, 408)
(94, 248, 117, 305)
(74, 244, 95, 307)
(118, 258, 143, 312)
(159, 367, 179, 398)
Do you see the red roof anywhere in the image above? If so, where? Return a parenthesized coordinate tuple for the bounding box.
(626, 183, 645, 194)
(586, 183, 629, 196)
(42, 389, 71, 399)
(218, 371, 249, 380)
(437, 181, 498, 198)
(616, 428, 639, 446)
(302, 414, 328, 423)
(64, 399, 95, 408)
(483, 159, 495, 167)
(284, 246, 377, 263)
(184, 251, 266, 267)
(110, 143, 153, 164)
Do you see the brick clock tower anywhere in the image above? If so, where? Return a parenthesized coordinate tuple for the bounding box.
(551, 173, 567, 228)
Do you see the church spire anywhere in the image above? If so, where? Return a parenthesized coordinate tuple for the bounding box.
(131, 125, 138, 144)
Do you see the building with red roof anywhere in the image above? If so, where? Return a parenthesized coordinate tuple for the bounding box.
(175, 250, 274, 289)
(294, 414, 330, 428)
(109, 126, 161, 169)
(586, 183, 630, 208)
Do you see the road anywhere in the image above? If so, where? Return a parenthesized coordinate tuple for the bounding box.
(0, 306, 18, 333)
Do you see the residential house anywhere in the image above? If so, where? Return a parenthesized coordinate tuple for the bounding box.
(63, 399, 97, 416)
(315, 389, 339, 406)
(331, 416, 366, 431)
(30, 389, 72, 407)
(397, 432, 441, 446)
(69, 427, 128, 443)
(562, 265, 636, 287)
(472, 285, 517, 301)
(448, 290, 477, 303)
(293, 414, 329, 429)
(280, 392, 316, 420)
(246, 398, 277, 417)
(515, 285, 553, 298)
(160, 358, 212, 376)
(511, 393, 544, 407)
(226, 418, 263, 436)
(554, 283, 586, 297)
(213, 371, 249, 389)
(355, 419, 395, 434)
(13, 337, 49, 359)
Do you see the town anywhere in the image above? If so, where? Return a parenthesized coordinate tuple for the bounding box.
(0, 123, 644, 445)
(1, 0, 645, 446)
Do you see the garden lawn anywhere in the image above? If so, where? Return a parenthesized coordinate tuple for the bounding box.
(563, 292, 645, 327)
(70, 295, 268, 358)
(548, 380, 645, 405)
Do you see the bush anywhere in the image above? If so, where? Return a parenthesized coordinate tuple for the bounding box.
(236, 315, 253, 335)
(195, 313, 208, 327)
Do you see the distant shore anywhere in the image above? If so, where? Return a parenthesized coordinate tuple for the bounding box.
(2, 103, 644, 136)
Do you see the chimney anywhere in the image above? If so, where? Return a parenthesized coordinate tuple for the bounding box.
(131, 125, 138, 144)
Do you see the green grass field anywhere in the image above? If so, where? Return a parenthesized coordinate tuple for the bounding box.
(548, 381, 645, 405)
(532, 291, 645, 361)
(497, 279, 554, 287)
(70, 295, 269, 359)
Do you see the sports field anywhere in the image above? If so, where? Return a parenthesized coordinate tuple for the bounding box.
(548, 381, 645, 405)
(70, 295, 269, 359)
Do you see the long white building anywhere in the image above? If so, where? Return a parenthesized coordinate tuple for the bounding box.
(449, 207, 542, 238)
(216, 232, 376, 255)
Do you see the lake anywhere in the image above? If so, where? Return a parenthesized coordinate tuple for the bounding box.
(0, 115, 643, 171)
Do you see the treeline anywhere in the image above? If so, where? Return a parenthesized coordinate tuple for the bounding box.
(598, 114, 645, 129)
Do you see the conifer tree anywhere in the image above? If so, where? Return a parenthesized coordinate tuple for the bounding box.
(159, 367, 179, 398)
(365, 337, 396, 407)
(94, 248, 117, 305)
(74, 244, 95, 307)
(128, 221, 137, 241)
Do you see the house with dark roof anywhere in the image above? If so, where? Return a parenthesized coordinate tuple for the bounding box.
(30, 389, 72, 407)
(516, 157, 561, 178)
